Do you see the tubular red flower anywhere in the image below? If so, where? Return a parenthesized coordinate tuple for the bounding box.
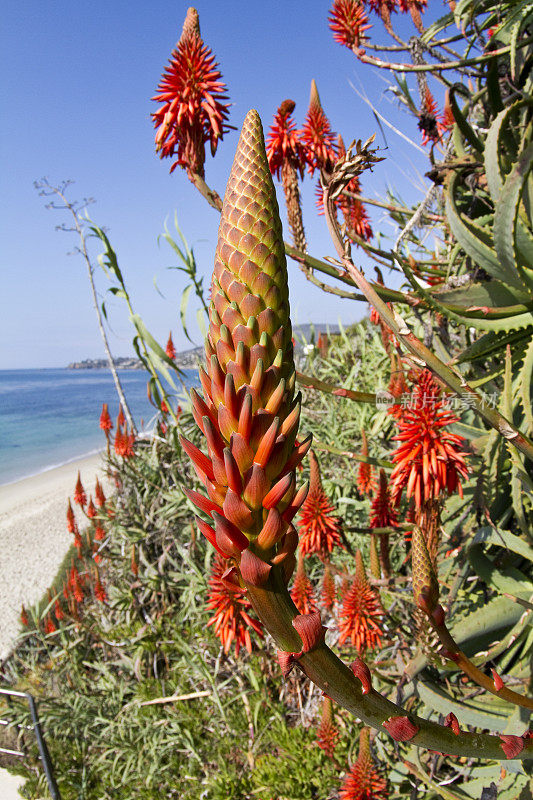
(316, 697, 339, 758)
(94, 479, 106, 508)
(370, 470, 397, 529)
(99, 402, 113, 432)
(290, 552, 318, 615)
(44, 615, 57, 635)
(300, 81, 337, 175)
(117, 405, 126, 429)
(94, 579, 107, 603)
(338, 551, 383, 652)
(73, 472, 87, 507)
(390, 370, 469, 508)
(66, 500, 76, 533)
(266, 99, 308, 180)
(321, 562, 337, 609)
(357, 430, 375, 496)
(152, 8, 231, 177)
(86, 498, 97, 519)
(206, 554, 263, 656)
(339, 727, 388, 800)
(298, 451, 342, 556)
(418, 87, 440, 146)
(329, 0, 372, 50)
(165, 332, 176, 360)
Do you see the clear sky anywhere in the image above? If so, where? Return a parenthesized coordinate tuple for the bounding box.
(1, 1, 443, 368)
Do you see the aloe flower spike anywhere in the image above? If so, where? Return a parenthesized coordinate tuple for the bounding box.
(183, 109, 309, 578)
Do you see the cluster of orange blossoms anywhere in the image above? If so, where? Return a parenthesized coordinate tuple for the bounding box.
(152, 8, 231, 177)
(298, 451, 342, 557)
(290, 552, 318, 615)
(356, 429, 375, 496)
(390, 370, 469, 508)
(316, 697, 339, 759)
(339, 728, 388, 800)
(329, 0, 428, 52)
(165, 331, 176, 360)
(338, 551, 383, 652)
(206, 554, 263, 656)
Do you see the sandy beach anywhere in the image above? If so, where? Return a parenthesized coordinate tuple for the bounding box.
(0, 452, 109, 659)
(0, 453, 112, 797)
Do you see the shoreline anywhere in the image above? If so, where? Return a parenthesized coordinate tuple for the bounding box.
(0, 451, 110, 659)
(0, 446, 105, 489)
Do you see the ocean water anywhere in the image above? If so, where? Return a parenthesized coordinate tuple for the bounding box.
(0, 368, 198, 486)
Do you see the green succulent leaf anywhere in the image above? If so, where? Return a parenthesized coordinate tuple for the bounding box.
(493, 141, 533, 286)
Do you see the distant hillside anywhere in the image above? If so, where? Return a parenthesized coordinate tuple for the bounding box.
(66, 323, 342, 369)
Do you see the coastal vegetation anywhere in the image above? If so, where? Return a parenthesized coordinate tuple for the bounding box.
(2, 1, 533, 799)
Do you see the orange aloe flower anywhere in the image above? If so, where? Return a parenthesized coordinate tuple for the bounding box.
(94, 478, 106, 508)
(356, 430, 375, 496)
(398, 0, 427, 30)
(44, 616, 57, 635)
(206, 554, 263, 656)
(390, 370, 469, 508)
(418, 87, 440, 147)
(290, 552, 318, 615)
(338, 551, 383, 652)
(321, 562, 337, 609)
(266, 99, 309, 251)
(99, 402, 113, 433)
(73, 472, 87, 507)
(329, 0, 372, 51)
(152, 7, 231, 177)
(316, 696, 339, 758)
(339, 727, 388, 800)
(300, 80, 337, 175)
(369, 470, 397, 529)
(66, 500, 76, 533)
(165, 332, 176, 360)
(370, 469, 396, 578)
(298, 450, 342, 557)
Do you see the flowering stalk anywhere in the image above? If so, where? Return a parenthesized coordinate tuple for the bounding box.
(267, 100, 308, 252)
(412, 529, 533, 712)
(152, 7, 231, 178)
(321, 147, 533, 462)
(185, 109, 533, 761)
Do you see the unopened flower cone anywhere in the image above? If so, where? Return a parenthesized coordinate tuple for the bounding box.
(183, 109, 311, 581)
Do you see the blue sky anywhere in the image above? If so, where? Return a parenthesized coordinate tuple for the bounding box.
(1, 1, 445, 368)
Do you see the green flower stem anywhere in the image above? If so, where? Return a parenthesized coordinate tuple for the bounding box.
(312, 439, 393, 469)
(243, 564, 533, 760)
(433, 619, 533, 712)
(296, 372, 376, 404)
(323, 185, 533, 463)
(357, 44, 512, 73)
(284, 244, 415, 305)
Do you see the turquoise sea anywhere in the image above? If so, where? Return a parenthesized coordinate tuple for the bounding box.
(0, 369, 198, 486)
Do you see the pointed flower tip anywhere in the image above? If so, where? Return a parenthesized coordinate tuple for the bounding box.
(180, 7, 200, 42)
(309, 79, 321, 110)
